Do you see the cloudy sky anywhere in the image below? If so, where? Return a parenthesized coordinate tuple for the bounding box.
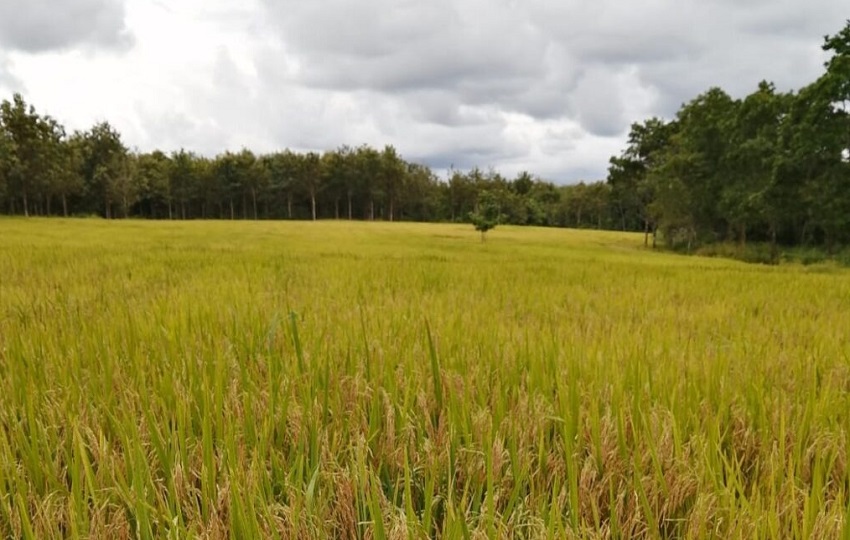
(0, 0, 845, 182)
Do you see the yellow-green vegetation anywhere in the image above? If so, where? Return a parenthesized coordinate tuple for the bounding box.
(1, 218, 849, 539)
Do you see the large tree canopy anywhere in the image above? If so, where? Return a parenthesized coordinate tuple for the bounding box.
(606, 20, 850, 253)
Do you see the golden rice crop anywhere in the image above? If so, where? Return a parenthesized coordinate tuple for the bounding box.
(1, 218, 848, 538)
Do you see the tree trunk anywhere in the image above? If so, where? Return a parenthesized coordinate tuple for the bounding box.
(770, 225, 778, 263)
(287, 195, 292, 219)
(168, 201, 173, 220)
(46, 195, 52, 216)
(334, 198, 339, 220)
(369, 199, 374, 221)
(643, 219, 650, 247)
(347, 193, 353, 220)
(229, 199, 235, 220)
(251, 188, 258, 220)
(310, 190, 317, 221)
(62, 194, 68, 217)
(389, 198, 394, 222)
(652, 225, 657, 249)
(22, 191, 29, 217)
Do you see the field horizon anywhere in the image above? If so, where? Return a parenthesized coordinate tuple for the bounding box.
(1, 218, 848, 538)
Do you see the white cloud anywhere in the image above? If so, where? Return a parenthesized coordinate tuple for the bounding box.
(0, 54, 23, 92)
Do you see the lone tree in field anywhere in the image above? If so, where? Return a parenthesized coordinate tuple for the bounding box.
(469, 190, 502, 242)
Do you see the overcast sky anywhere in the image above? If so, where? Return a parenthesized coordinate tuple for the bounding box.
(0, 0, 845, 183)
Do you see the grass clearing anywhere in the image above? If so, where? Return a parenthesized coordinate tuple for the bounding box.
(1, 218, 849, 538)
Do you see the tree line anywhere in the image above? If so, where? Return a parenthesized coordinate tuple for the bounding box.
(607, 22, 850, 254)
(0, 94, 615, 228)
(3, 22, 848, 252)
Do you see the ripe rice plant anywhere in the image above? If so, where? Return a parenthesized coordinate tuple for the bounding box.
(1, 218, 849, 538)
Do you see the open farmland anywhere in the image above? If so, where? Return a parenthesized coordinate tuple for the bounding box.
(1, 219, 849, 539)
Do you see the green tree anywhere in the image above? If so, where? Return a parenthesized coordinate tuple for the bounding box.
(0, 127, 9, 206)
(51, 131, 85, 217)
(512, 171, 534, 196)
(300, 151, 323, 221)
(404, 162, 441, 221)
(528, 178, 561, 226)
(822, 20, 850, 110)
(801, 20, 850, 250)
(380, 145, 406, 221)
(233, 149, 263, 219)
(469, 189, 502, 242)
(321, 146, 355, 220)
(169, 149, 198, 220)
(80, 121, 128, 218)
(213, 151, 241, 219)
(607, 118, 677, 243)
(355, 145, 381, 220)
(0, 93, 53, 216)
(447, 168, 476, 222)
(721, 81, 790, 251)
(193, 156, 215, 218)
(263, 150, 301, 219)
(785, 82, 850, 250)
(136, 150, 172, 218)
(336, 146, 359, 220)
(114, 152, 142, 218)
(636, 88, 737, 247)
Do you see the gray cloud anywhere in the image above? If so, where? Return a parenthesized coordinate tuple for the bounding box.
(0, 0, 133, 52)
(245, 0, 846, 179)
(261, 0, 562, 113)
(571, 68, 627, 137)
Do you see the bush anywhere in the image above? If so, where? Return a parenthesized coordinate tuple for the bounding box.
(694, 242, 778, 265)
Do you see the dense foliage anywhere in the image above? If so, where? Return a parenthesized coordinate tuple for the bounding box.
(0, 95, 607, 228)
(608, 22, 850, 253)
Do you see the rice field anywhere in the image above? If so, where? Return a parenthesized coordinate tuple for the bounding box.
(1, 218, 849, 539)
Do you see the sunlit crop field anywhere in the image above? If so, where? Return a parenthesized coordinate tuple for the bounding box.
(1, 218, 849, 539)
